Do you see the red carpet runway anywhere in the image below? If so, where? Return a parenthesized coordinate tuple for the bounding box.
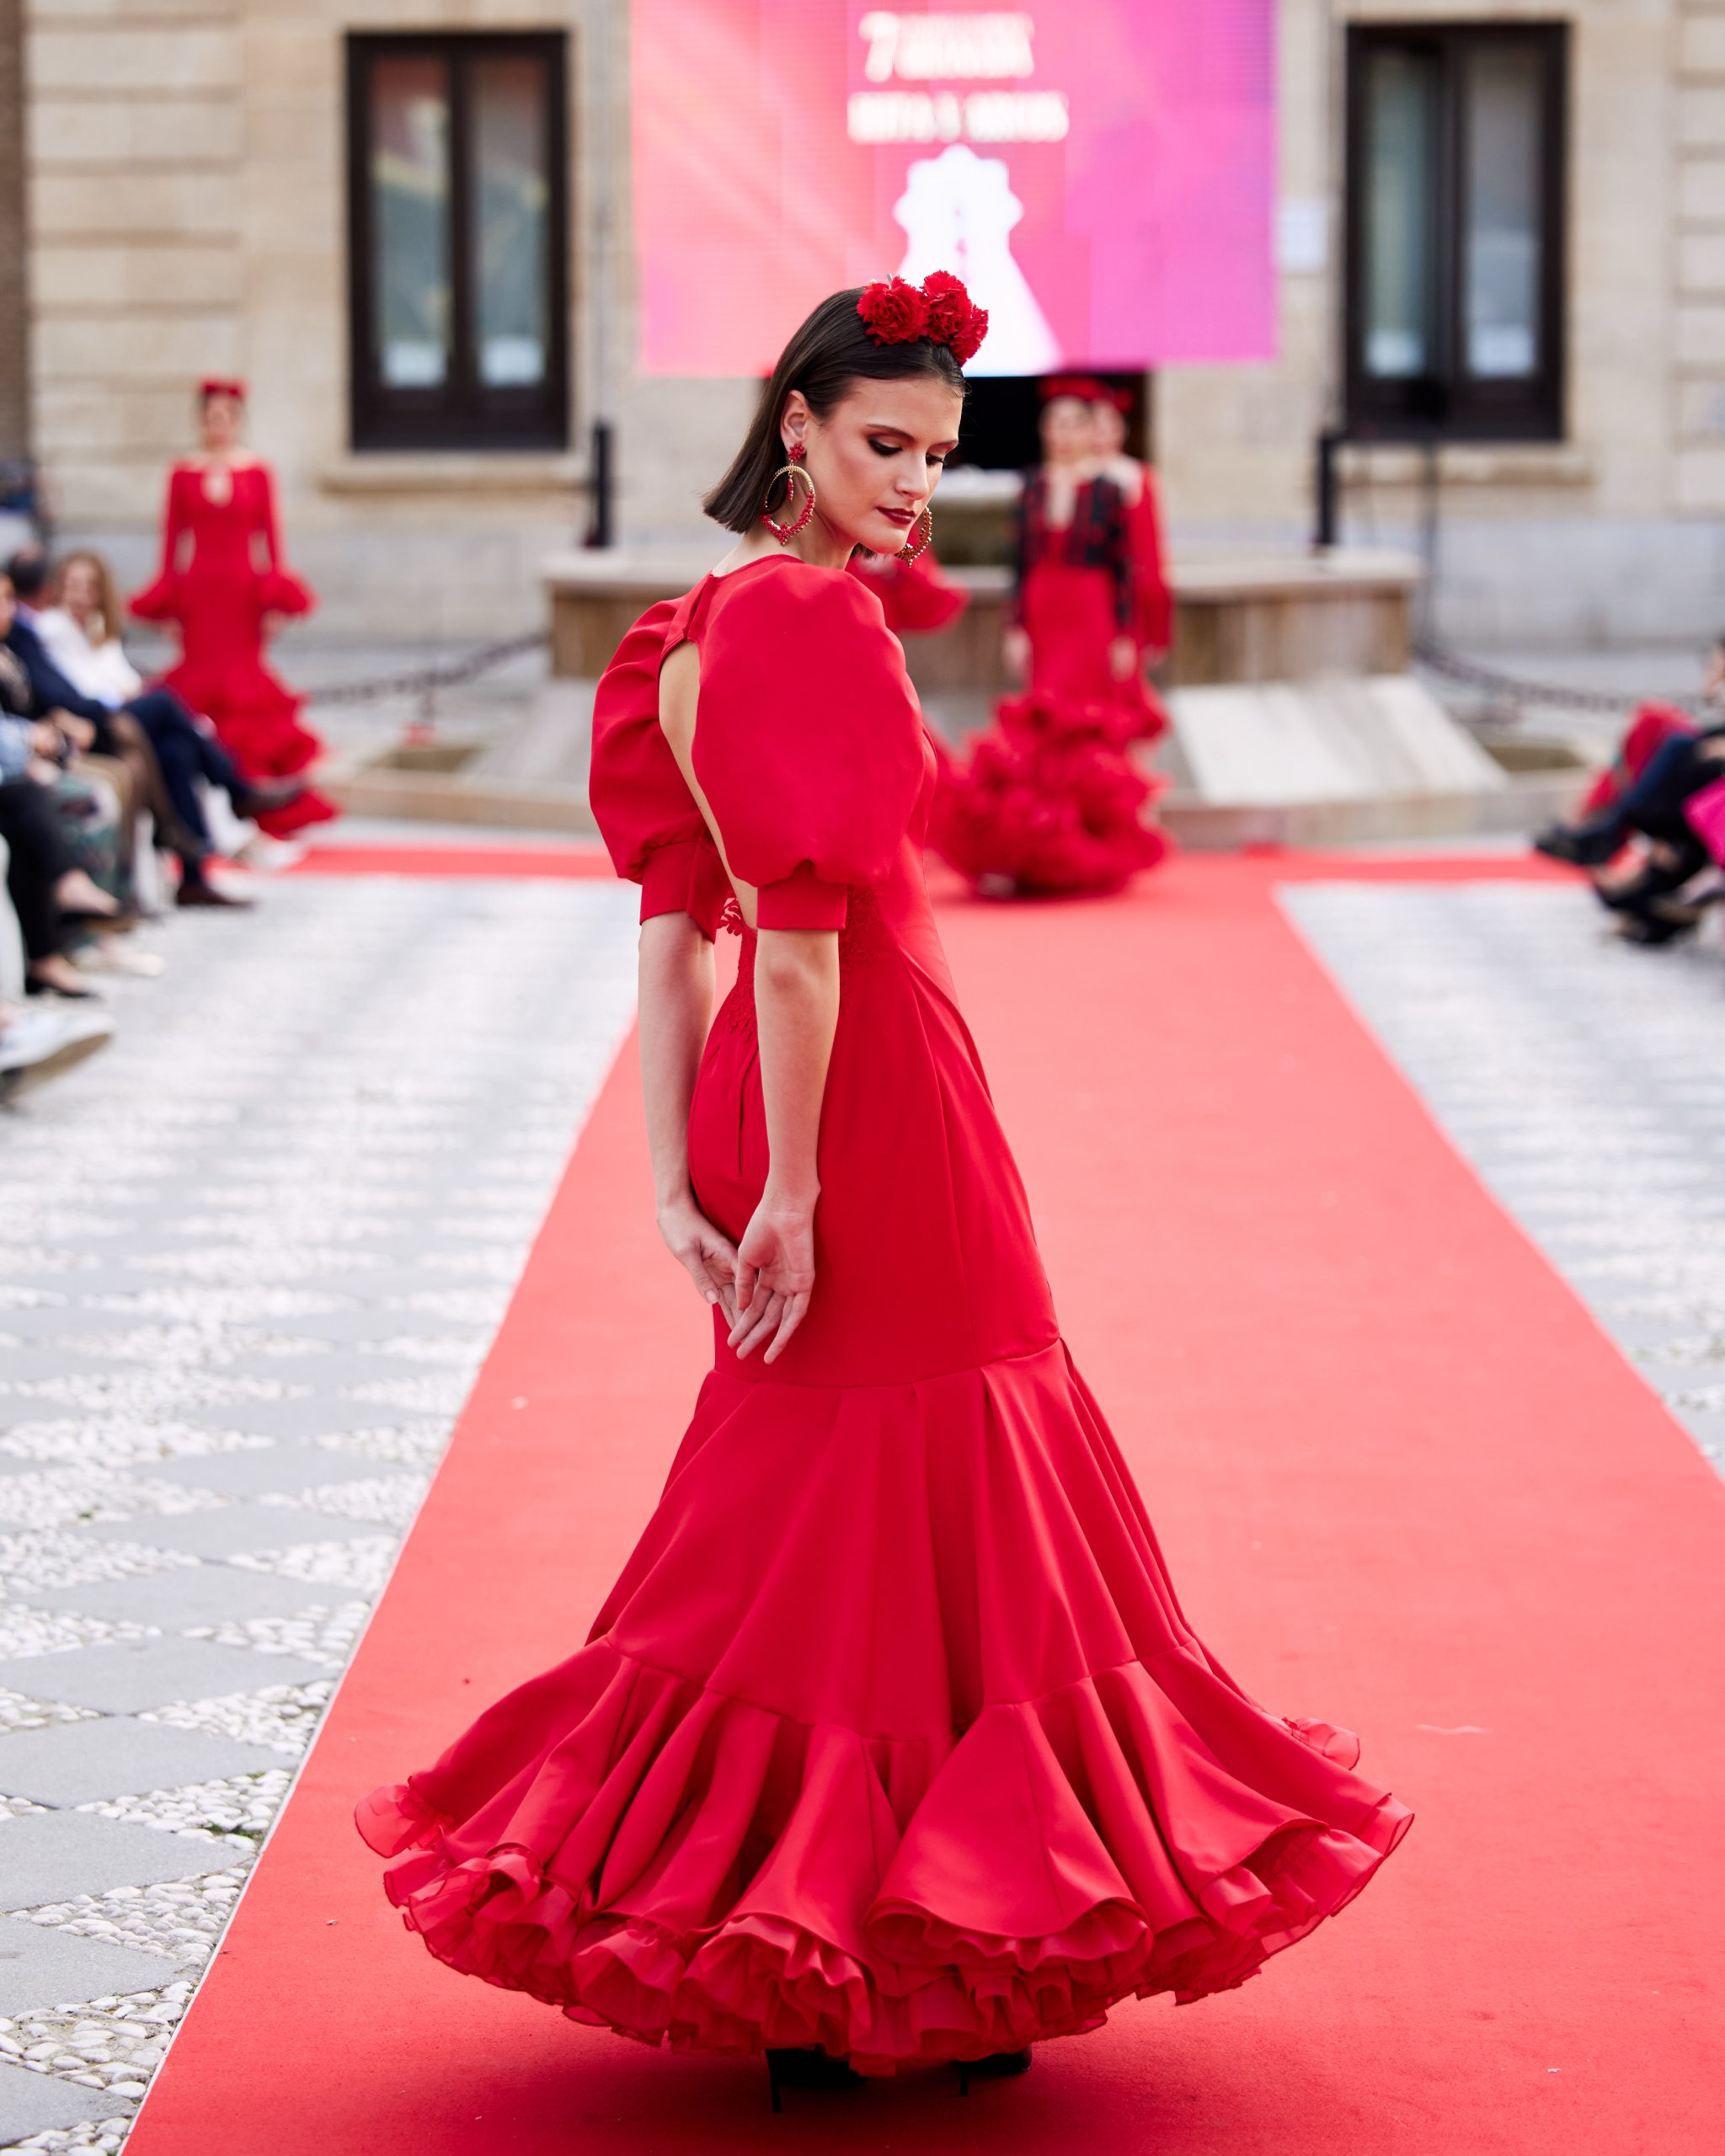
(130, 857, 1725, 2154)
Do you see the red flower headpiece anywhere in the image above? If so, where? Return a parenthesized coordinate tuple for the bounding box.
(198, 376, 246, 403)
(1039, 373, 1108, 404)
(857, 272, 989, 367)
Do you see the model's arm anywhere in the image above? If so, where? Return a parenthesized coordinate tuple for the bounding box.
(729, 926, 840, 1365)
(638, 909, 738, 1321)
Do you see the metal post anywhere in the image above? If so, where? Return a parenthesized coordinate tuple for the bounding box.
(585, 417, 614, 549)
(582, 3, 616, 552)
(1313, 428, 1343, 550)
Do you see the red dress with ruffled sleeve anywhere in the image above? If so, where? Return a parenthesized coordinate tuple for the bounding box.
(358, 555, 1408, 2072)
(131, 462, 334, 835)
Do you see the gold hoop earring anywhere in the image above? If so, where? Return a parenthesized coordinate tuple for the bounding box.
(896, 504, 933, 564)
(762, 455, 816, 544)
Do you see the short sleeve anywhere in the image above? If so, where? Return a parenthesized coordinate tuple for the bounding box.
(693, 566, 925, 930)
(589, 598, 723, 934)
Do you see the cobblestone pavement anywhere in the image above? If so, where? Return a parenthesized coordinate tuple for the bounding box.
(0, 873, 638, 2151)
(1284, 882, 1725, 1479)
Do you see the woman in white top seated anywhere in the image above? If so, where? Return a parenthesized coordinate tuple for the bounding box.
(37, 552, 144, 707)
(36, 551, 173, 905)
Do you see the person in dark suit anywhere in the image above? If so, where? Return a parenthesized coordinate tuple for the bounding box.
(4, 547, 302, 907)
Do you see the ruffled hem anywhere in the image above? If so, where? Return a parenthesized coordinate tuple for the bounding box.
(930, 690, 1171, 898)
(357, 1646, 1409, 2072)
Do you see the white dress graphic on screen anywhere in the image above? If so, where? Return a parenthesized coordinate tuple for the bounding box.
(893, 144, 1060, 376)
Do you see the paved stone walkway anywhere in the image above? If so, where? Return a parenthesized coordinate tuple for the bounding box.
(1284, 881, 1725, 1479)
(0, 873, 638, 2151)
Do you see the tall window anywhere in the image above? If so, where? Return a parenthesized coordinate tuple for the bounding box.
(1344, 24, 1567, 440)
(347, 33, 569, 451)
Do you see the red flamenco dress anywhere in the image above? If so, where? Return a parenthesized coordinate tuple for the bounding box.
(130, 462, 334, 837)
(356, 558, 1409, 2073)
(848, 544, 969, 635)
(933, 467, 1172, 896)
(1012, 467, 1166, 744)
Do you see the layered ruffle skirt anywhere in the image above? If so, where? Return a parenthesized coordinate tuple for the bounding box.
(358, 1342, 1409, 2072)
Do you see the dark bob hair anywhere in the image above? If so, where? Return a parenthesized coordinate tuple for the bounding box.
(703, 288, 967, 534)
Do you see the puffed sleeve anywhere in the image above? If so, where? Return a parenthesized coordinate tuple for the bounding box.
(589, 599, 723, 933)
(693, 566, 925, 930)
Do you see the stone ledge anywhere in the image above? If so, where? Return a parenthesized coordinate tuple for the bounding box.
(323, 764, 595, 834)
(318, 453, 585, 498)
(1338, 442, 1594, 489)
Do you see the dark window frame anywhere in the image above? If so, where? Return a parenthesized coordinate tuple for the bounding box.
(1343, 21, 1567, 442)
(346, 29, 570, 453)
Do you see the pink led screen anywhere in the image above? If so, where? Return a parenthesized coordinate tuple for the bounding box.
(631, 1, 1277, 376)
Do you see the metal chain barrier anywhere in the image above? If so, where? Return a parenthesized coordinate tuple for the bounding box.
(292, 620, 1680, 733)
(1413, 636, 1696, 721)
(303, 630, 549, 719)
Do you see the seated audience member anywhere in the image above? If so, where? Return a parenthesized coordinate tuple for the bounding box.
(1573, 702, 1697, 825)
(38, 550, 147, 705)
(1534, 635, 1725, 944)
(34, 550, 170, 905)
(3, 548, 300, 908)
(1, 701, 120, 998)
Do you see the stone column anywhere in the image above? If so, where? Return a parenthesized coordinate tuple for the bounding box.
(1677, 3, 1725, 511)
(0, 0, 27, 459)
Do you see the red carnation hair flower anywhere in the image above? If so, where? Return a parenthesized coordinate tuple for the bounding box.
(1040, 373, 1107, 403)
(857, 277, 929, 346)
(947, 302, 989, 366)
(921, 270, 989, 363)
(858, 271, 989, 366)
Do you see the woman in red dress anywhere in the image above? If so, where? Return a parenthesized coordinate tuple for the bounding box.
(1004, 379, 1161, 740)
(357, 278, 1408, 2096)
(130, 380, 334, 838)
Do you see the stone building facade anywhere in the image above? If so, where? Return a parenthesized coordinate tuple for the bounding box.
(0, 2, 1717, 647)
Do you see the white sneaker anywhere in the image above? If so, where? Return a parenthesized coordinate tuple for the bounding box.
(232, 833, 307, 874)
(0, 1005, 115, 1094)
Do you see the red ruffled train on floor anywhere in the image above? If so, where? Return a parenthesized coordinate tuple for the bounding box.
(931, 691, 1170, 897)
(358, 1348, 1409, 2075)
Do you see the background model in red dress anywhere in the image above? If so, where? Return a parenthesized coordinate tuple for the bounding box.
(1012, 466, 1168, 737)
(131, 387, 334, 839)
(357, 558, 1407, 2073)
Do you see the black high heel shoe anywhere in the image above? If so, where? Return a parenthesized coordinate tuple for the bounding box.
(764, 2047, 862, 2112)
(1614, 895, 1711, 946)
(1533, 820, 1626, 868)
(956, 2048, 1033, 2095)
(1591, 846, 1711, 914)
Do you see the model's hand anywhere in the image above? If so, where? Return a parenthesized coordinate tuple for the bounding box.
(260, 610, 285, 640)
(729, 1187, 816, 1365)
(1108, 634, 1139, 683)
(1003, 627, 1031, 682)
(656, 1191, 739, 1325)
